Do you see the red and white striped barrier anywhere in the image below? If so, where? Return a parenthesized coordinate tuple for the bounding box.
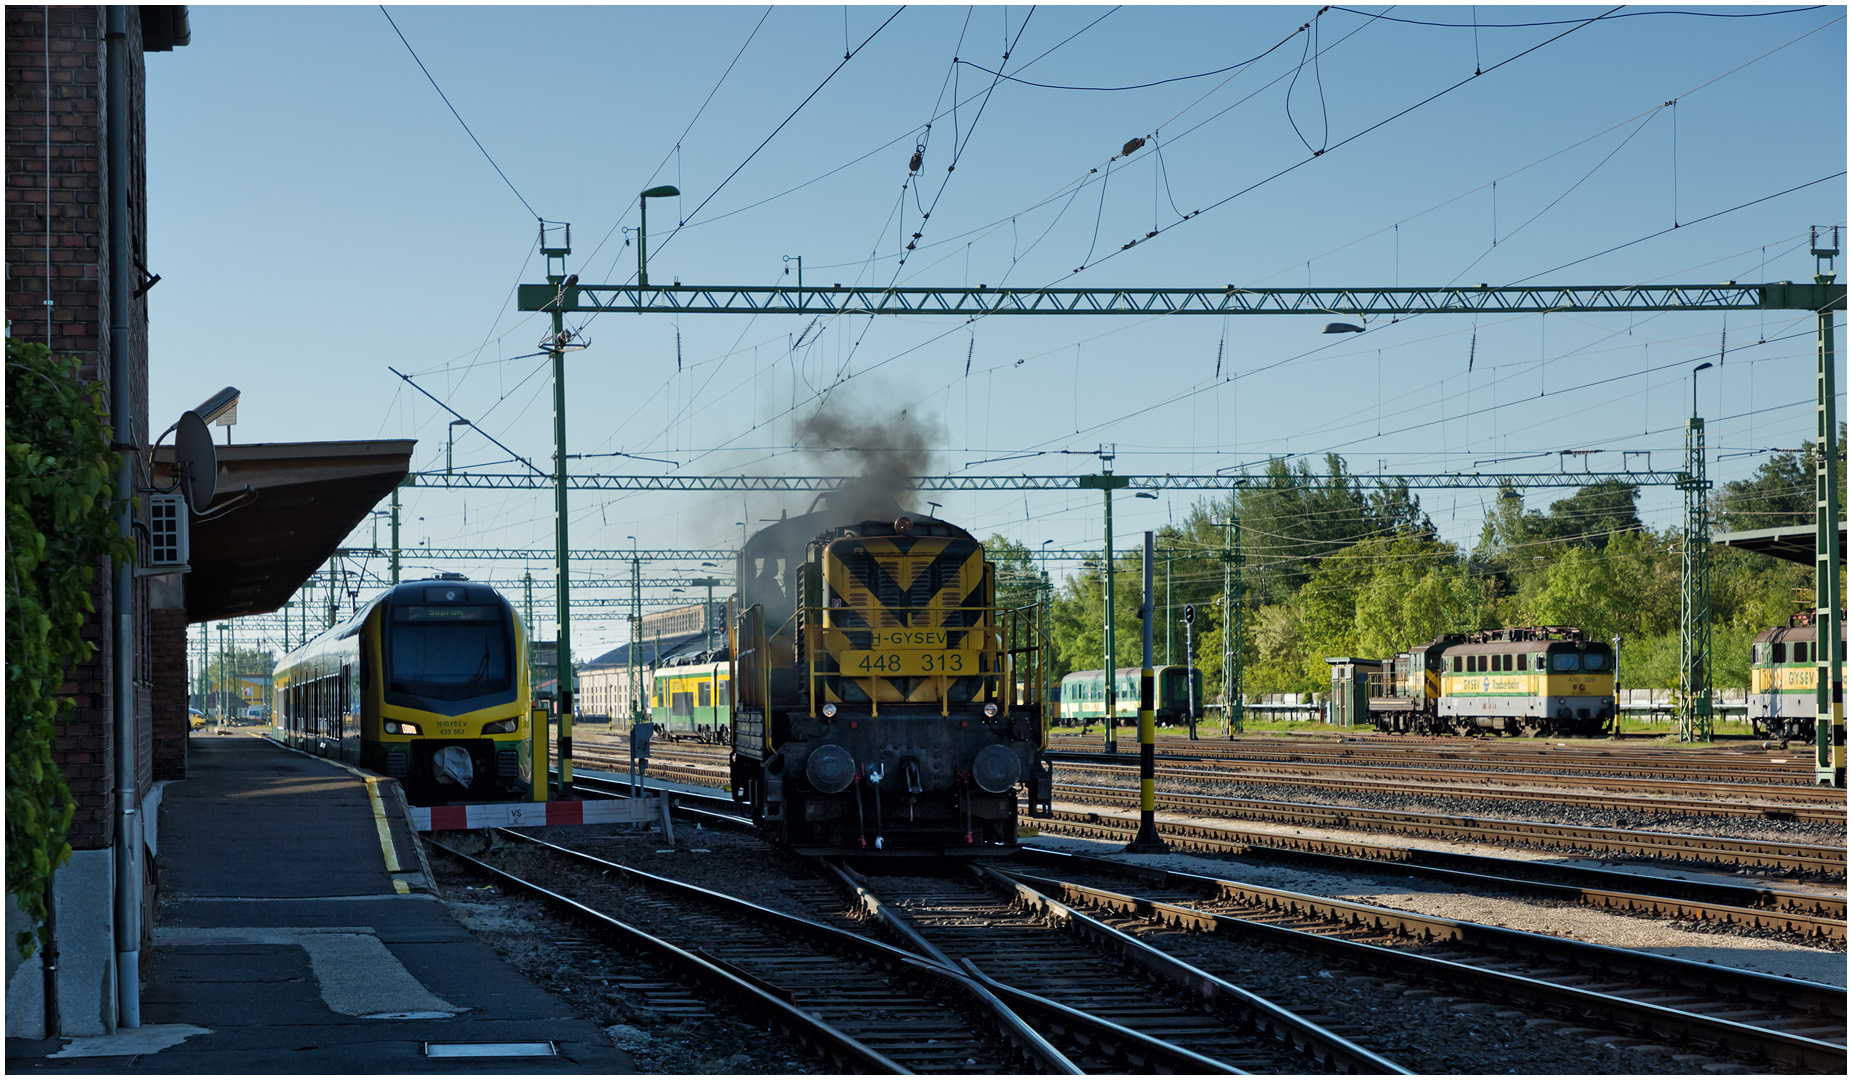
(409, 798, 661, 832)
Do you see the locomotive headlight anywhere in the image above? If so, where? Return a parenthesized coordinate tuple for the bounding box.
(482, 718, 517, 734)
(822, 703, 838, 718)
(805, 744, 856, 793)
(972, 744, 1021, 793)
(983, 703, 999, 718)
(385, 721, 422, 736)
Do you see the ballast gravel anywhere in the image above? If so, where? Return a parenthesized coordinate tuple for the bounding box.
(1028, 824, 1847, 986)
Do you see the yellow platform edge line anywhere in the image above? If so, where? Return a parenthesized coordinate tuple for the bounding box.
(364, 777, 407, 874)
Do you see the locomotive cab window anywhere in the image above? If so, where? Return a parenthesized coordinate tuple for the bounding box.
(1582, 653, 1608, 671)
(1794, 642, 1809, 663)
(1516, 654, 1527, 671)
(1773, 643, 1786, 662)
(1552, 653, 1579, 672)
(1452, 657, 1462, 673)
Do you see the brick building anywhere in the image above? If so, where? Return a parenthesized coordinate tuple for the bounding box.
(5, 5, 188, 1039)
(6, 7, 412, 1040)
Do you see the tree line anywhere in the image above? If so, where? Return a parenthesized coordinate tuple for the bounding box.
(992, 434, 1843, 702)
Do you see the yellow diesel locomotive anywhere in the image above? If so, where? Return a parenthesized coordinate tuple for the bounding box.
(1335, 627, 1616, 737)
(274, 575, 533, 801)
(728, 509, 1052, 855)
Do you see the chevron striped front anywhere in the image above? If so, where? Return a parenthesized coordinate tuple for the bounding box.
(817, 535, 991, 705)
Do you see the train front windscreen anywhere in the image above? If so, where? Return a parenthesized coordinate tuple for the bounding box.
(386, 603, 513, 702)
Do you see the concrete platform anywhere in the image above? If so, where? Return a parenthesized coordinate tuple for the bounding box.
(5, 734, 634, 1073)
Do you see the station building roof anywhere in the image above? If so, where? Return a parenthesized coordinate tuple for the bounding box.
(154, 440, 414, 623)
(582, 631, 711, 670)
(1712, 522, 1847, 567)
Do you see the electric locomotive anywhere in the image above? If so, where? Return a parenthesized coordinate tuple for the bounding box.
(727, 507, 1052, 855)
(274, 574, 533, 801)
(1749, 612, 1844, 742)
(1338, 626, 1616, 737)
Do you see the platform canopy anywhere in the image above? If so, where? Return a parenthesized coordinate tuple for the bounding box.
(153, 440, 413, 623)
(1712, 523, 1847, 567)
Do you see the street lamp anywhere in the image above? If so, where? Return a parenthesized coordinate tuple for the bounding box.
(637, 185, 681, 287)
(446, 419, 471, 474)
(1691, 361, 1713, 417)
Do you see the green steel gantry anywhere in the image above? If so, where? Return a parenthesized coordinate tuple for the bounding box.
(507, 260, 1843, 756)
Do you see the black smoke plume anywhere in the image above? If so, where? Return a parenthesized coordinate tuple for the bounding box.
(795, 398, 939, 523)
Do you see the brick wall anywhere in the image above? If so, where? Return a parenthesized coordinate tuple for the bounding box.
(7, 6, 155, 852)
(150, 609, 188, 780)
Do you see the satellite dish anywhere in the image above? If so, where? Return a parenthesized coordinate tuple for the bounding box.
(173, 410, 218, 512)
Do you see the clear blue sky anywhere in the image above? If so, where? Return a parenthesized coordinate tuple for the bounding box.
(143, 5, 1846, 656)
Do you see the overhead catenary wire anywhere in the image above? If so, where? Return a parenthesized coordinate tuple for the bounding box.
(379, 6, 540, 221)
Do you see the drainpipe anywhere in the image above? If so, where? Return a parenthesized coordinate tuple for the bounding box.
(106, 4, 141, 1030)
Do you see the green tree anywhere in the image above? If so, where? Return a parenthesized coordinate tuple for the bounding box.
(1716, 428, 1846, 533)
(1479, 479, 1642, 553)
(6, 340, 133, 957)
(984, 534, 1050, 614)
(1234, 454, 1433, 603)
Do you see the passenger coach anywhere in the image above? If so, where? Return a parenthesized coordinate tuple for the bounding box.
(1057, 666, 1203, 728)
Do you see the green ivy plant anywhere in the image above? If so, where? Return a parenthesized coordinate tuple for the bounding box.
(6, 339, 132, 958)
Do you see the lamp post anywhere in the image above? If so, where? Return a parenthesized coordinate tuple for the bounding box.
(637, 185, 680, 287)
(689, 577, 725, 653)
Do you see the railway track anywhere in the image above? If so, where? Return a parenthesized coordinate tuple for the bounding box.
(434, 826, 1400, 1073)
(624, 758, 1844, 875)
(432, 831, 1071, 1072)
(602, 734, 1831, 798)
(1047, 756, 1840, 822)
(1052, 782, 1847, 876)
(570, 769, 1848, 935)
(1045, 736, 1823, 785)
(848, 865, 1407, 1073)
(992, 850, 1846, 1074)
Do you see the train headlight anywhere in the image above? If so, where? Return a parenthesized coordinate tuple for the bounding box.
(972, 744, 1021, 793)
(384, 721, 422, 736)
(482, 718, 517, 734)
(983, 703, 999, 718)
(805, 744, 856, 793)
(822, 703, 837, 718)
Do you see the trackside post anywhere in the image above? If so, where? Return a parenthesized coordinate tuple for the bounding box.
(1126, 531, 1168, 853)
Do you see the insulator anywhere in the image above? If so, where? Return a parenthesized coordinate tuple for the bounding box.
(909, 150, 923, 172)
(1121, 137, 1146, 157)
